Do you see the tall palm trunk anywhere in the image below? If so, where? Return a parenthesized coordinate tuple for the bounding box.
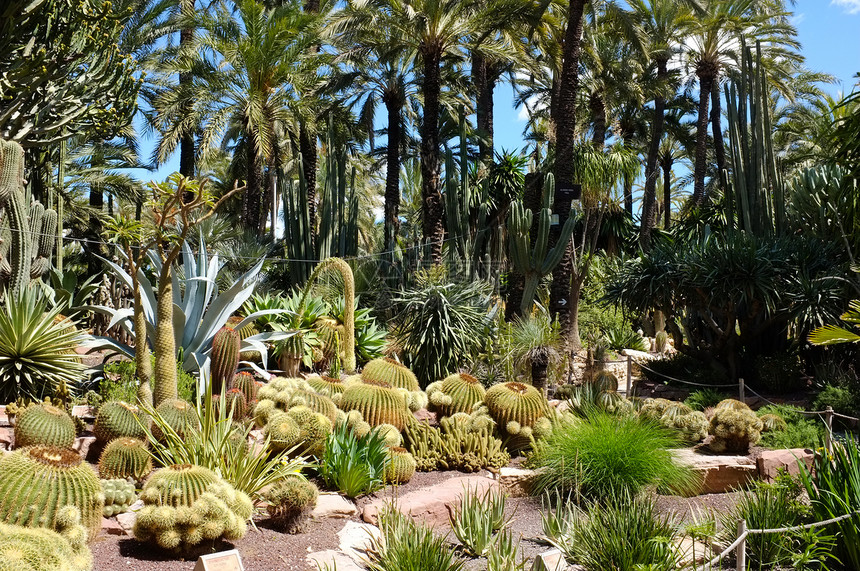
(710, 77, 726, 185)
(662, 157, 672, 229)
(692, 61, 718, 207)
(383, 93, 403, 254)
(639, 57, 668, 250)
(179, 0, 194, 180)
(472, 52, 495, 167)
(299, 124, 317, 253)
(420, 49, 445, 265)
(242, 136, 263, 232)
(590, 92, 606, 148)
(549, 0, 587, 346)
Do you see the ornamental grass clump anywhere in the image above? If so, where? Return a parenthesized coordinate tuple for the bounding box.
(365, 507, 465, 571)
(530, 410, 693, 501)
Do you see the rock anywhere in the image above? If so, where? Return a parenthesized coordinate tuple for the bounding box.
(497, 467, 538, 497)
(671, 449, 758, 494)
(128, 499, 144, 511)
(73, 436, 98, 462)
(115, 511, 137, 535)
(362, 475, 498, 528)
(530, 549, 566, 571)
(675, 537, 713, 567)
(102, 516, 127, 536)
(307, 550, 364, 571)
(312, 493, 358, 519)
(0, 426, 13, 450)
(412, 408, 435, 423)
(71, 405, 93, 418)
(337, 521, 381, 564)
(757, 448, 814, 482)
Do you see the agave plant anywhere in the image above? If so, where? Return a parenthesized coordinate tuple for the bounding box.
(0, 287, 88, 402)
(87, 238, 291, 381)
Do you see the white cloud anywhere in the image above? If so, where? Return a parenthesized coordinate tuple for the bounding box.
(832, 0, 860, 14)
(790, 12, 806, 25)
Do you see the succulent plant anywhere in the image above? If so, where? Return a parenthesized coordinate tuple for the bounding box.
(758, 413, 787, 432)
(288, 389, 338, 424)
(230, 371, 258, 401)
(0, 446, 104, 541)
(708, 407, 763, 453)
(13, 402, 76, 449)
(264, 475, 318, 533)
(211, 326, 240, 391)
(0, 508, 93, 571)
(715, 398, 752, 412)
(361, 358, 420, 392)
(661, 402, 693, 420)
(403, 418, 509, 473)
(93, 400, 150, 444)
(338, 379, 411, 431)
(385, 447, 417, 484)
(374, 423, 403, 448)
(483, 382, 549, 450)
(151, 399, 198, 441)
(655, 331, 669, 353)
(588, 370, 619, 394)
(221, 389, 248, 420)
(98, 437, 152, 483)
(134, 464, 253, 554)
(264, 412, 302, 453)
(638, 398, 675, 422)
(287, 406, 333, 456)
(402, 421, 446, 471)
(342, 410, 372, 439)
(101, 479, 137, 517)
(663, 411, 709, 444)
(306, 374, 347, 398)
(426, 372, 486, 418)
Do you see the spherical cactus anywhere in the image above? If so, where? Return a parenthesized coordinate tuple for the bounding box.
(211, 326, 240, 391)
(708, 408, 763, 453)
(287, 406, 333, 456)
(715, 398, 752, 412)
(102, 479, 138, 517)
(385, 447, 417, 484)
(589, 370, 619, 394)
(661, 402, 693, 421)
(98, 437, 152, 483)
(0, 509, 93, 571)
(0, 446, 104, 542)
(254, 399, 278, 427)
(13, 403, 76, 449)
(264, 412, 302, 453)
(288, 389, 338, 424)
(638, 398, 674, 423)
(134, 465, 253, 554)
(483, 382, 549, 449)
(373, 423, 403, 448)
(306, 375, 347, 398)
(152, 399, 198, 441)
(655, 331, 669, 353)
(759, 413, 787, 432)
(264, 475, 318, 533)
(338, 379, 411, 431)
(361, 358, 420, 392)
(427, 372, 486, 418)
(231, 371, 258, 402)
(664, 411, 709, 444)
(93, 400, 150, 443)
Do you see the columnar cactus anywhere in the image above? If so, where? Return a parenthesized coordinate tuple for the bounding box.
(264, 475, 318, 533)
(0, 508, 93, 571)
(98, 437, 153, 483)
(93, 400, 150, 444)
(101, 479, 137, 517)
(427, 372, 486, 418)
(221, 389, 248, 420)
(231, 371, 258, 401)
(211, 327, 240, 391)
(338, 379, 411, 431)
(299, 257, 356, 372)
(13, 402, 76, 449)
(361, 358, 420, 392)
(0, 446, 104, 541)
(385, 447, 417, 484)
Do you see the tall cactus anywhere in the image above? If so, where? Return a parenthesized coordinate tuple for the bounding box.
(211, 326, 241, 392)
(299, 257, 356, 372)
(506, 173, 576, 314)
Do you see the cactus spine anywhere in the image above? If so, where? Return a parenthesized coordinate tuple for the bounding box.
(361, 358, 420, 392)
(13, 403, 76, 449)
(211, 326, 240, 391)
(427, 372, 486, 418)
(0, 510, 93, 571)
(93, 400, 149, 443)
(338, 379, 410, 431)
(385, 447, 417, 484)
(98, 437, 153, 483)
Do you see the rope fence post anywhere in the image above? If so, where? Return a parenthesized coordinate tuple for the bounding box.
(825, 406, 834, 455)
(626, 355, 632, 396)
(739, 377, 745, 403)
(736, 520, 747, 571)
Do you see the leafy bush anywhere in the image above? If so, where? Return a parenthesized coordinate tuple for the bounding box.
(603, 324, 647, 352)
(813, 384, 859, 418)
(684, 388, 731, 411)
(530, 410, 693, 501)
(365, 507, 465, 571)
(547, 493, 680, 571)
(756, 404, 822, 449)
(754, 352, 804, 393)
(317, 423, 389, 498)
(448, 486, 508, 557)
(101, 358, 195, 404)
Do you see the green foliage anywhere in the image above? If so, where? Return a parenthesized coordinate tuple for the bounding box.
(0, 287, 86, 403)
(93, 400, 150, 443)
(318, 424, 389, 498)
(97, 437, 152, 484)
(813, 384, 859, 418)
(403, 417, 510, 473)
(101, 358, 195, 404)
(264, 475, 318, 533)
(546, 493, 680, 571)
(754, 352, 804, 393)
(640, 353, 731, 388)
(385, 447, 417, 484)
(0, 446, 104, 542)
(684, 389, 731, 411)
(151, 399, 198, 442)
(487, 528, 528, 571)
(448, 487, 508, 557)
(101, 479, 137, 517)
(13, 402, 76, 449)
(393, 269, 496, 388)
(799, 435, 860, 569)
(426, 372, 486, 418)
(365, 507, 465, 571)
(361, 358, 420, 392)
(0, 509, 93, 571)
(337, 379, 411, 431)
(530, 411, 693, 502)
(603, 324, 647, 352)
(708, 406, 763, 453)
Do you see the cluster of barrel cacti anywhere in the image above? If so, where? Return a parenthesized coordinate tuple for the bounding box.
(708, 399, 764, 453)
(0, 507, 93, 571)
(101, 479, 137, 517)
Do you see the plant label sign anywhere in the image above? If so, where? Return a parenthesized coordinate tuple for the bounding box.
(555, 181, 581, 201)
(194, 550, 244, 571)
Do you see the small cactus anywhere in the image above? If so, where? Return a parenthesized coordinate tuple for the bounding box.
(13, 402, 76, 449)
(759, 413, 787, 432)
(98, 437, 152, 483)
(0, 508, 93, 571)
(385, 447, 417, 484)
(264, 412, 302, 453)
(483, 382, 550, 450)
(655, 331, 669, 353)
(152, 399, 198, 441)
(264, 475, 318, 533)
(426, 372, 486, 418)
(93, 400, 150, 444)
(211, 327, 240, 391)
(231, 371, 258, 401)
(102, 479, 137, 517)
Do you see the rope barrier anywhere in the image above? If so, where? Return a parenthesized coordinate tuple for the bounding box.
(635, 362, 738, 388)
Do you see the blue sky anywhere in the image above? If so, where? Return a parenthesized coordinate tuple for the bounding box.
(136, 0, 860, 183)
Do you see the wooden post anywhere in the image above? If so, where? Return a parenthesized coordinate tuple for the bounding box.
(626, 355, 632, 396)
(736, 519, 747, 571)
(825, 406, 834, 455)
(739, 377, 745, 403)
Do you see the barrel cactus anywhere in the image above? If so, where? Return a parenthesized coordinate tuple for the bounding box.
(759, 413, 787, 432)
(374, 423, 403, 448)
(715, 398, 752, 412)
(264, 475, 318, 533)
(306, 375, 347, 398)
(427, 372, 486, 418)
(231, 371, 258, 401)
(0, 446, 104, 541)
(93, 400, 149, 444)
(98, 437, 152, 483)
(264, 412, 302, 453)
(708, 407, 763, 453)
(0, 507, 93, 571)
(221, 389, 248, 420)
(663, 411, 709, 444)
(638, 398, 675, 423)
(288, 389, 338, 424)
(102, 479, 137, 517)
(287, 405, 333, 456)
(385, 447, 417, 484)
(588, 370, 619, 393)
(152, 399, 198, 441)
(134, 464, 253, 554)
(483, 382, 550, 449)
(13, 402, 76, 449)
(361, 358, 420, 392)
(211, 326, 240, 391)
(338, 379, 411, 431)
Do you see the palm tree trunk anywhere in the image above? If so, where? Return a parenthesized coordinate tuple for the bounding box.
(531, 357, 549, 396)
(179, 0, 194, 181)
(383, 95, 402, 254)
(242, 137, 263, 232)
(472, 52, 495, 167)
(639, 57, 668, 251)
(662, 158, 672, 229)
(710, 77, 726, 187)
(590, 92, 606, 148)
(299, 124, 317, 254)
(692, 64, 717, 207)
(420, 49, 445, 265)
(549, 0, 587, 345)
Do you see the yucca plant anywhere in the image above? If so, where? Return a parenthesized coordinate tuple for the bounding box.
(0, 287, 87, 402)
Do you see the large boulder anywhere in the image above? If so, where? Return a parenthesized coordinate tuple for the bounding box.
(756, 448, 814, 482)
(671, 449, 758, 494)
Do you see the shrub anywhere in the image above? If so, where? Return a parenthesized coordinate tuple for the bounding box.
(448, 486, 508, 557)
(101, 358, 195, 403)
(603, 324, 647, 352)
(317, 423, 388, 498)
(547, 493, 680, 571)
(641, 353, 730, 388)
(813, 384, 858, 419)
(530, 411, 693, 501)
(684, 389, 731, 411)
(757, 404, 822, 450)
(365, 507, 465, 571)
(754, 352, 804, 393)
